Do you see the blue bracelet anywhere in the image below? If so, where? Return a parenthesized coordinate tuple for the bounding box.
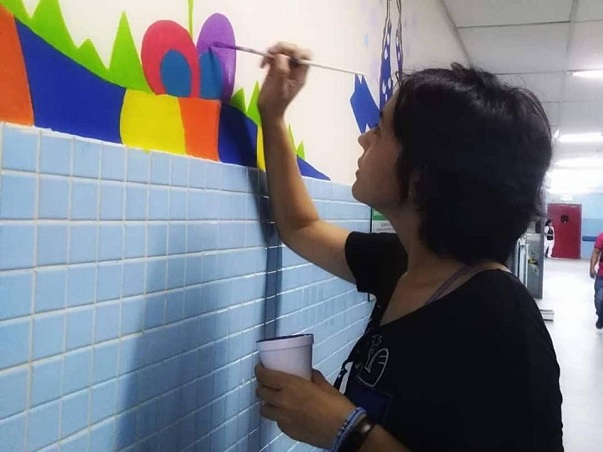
(331, 407, 366, 452)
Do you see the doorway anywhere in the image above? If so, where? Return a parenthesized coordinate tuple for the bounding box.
(546, 203, 582, 259)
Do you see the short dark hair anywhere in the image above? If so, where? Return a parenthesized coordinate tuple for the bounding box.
(393, 63, 552, 264)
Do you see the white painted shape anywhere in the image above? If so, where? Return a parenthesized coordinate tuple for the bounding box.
(565, 73, 603, 102)
(443, 0, 572, 27)
(459, 23, 569, 73)
(560, 101, 603, 132)
(21, 0, 41, 15)
(576, 0, 603, 21)
(567, 22, 603, 71)
(401, 0, 469, 70)
(497, 72, 564, 102)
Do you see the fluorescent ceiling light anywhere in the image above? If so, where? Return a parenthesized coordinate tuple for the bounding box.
(555, 157, 603, 168)
(571, 70, 603, 79)
(557, 132, 603, 143)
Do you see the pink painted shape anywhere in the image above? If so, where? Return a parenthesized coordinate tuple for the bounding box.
(196, 13, 236, 101)
(141, 20, 201, 97)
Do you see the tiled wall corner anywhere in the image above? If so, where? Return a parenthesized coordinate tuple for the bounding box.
(0, 123, 372, 452)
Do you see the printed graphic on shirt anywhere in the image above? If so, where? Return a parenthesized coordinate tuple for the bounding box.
(357, 334, 389, 387)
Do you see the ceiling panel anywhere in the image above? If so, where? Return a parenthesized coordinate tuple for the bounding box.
(497, 72, 564, 102)
(444, 0, 572, 27)
(559, 101, 603, 132)
(541, 102, 561, 127)
(564, 74, 603, 101)
(576, 0, 603, 21)
(567, 22, 603, 70)
(459, 24, 569, 73)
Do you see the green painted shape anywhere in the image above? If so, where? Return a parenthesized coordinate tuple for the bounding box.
(75, 39, 108, 79)
(246, 82, 261, 126)
(230, 88, 247, 113)
(296, 141, 306, 159)
(188, 0, 194, 36)
(29, 0, 77, 60)
(0, 0, 30, 24)
(108, 12, 150, 92)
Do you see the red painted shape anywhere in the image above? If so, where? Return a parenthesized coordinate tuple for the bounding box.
(141, 20, 200, 97)
(0, 5, 34, 125)
(547, 203, 582, 259)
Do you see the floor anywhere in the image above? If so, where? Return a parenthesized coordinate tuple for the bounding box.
(538, 258, 603, 452)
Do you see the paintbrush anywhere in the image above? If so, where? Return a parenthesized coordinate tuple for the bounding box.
(211, 42, 365, 77)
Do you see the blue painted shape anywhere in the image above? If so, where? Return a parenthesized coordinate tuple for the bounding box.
(200, 52, 224, 100)
(583, 236, 597, 242)
(218, 105, 257, 168)
(16, 23, 125, 143)
(0, 271, 33, 320)
(297, 155, 330, 180)
(160, 50, 192, 98)
(0, 367, 27, 418)
(350, 75, 380, 133)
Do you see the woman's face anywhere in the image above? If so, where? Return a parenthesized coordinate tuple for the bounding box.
(352, 93, 402, 211)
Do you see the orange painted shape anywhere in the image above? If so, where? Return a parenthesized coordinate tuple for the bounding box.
(179, 98, 221, 161)
(0, 5, 34, 125)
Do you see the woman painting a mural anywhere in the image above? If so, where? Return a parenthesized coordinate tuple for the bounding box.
(254, 43, 563, 451)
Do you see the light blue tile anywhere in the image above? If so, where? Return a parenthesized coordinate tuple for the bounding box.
(35, 268, 67, 312)
(67, 265, 96, 307)
(150, 152, 170, 185)
(101, 144, 125, 181)
(99, 183, 124, 221)
(169, 189, 188, 220)
(40, 135, 71, 176)
(28, 400, 60, 450)
(122, 261, 145, 298)
(91, 379, 118, 423)
(61, 389, 89, 437)
(168, 223, 187, 255)
(187, 190, 204, 220)
(158, 388, 180, 428)
(185, 255, 202, 286)
(38, 177, 69, 219)
(121, 297, 144, 335)
(118, 336, 141, 376)
(73, 140, 100, 179)
(0, 223, 34, 271)
(0, 413, 26, 451)
(31, 357, 63, 406)
(0, 173, 36, 219)
(96, 262, 122, 302)
(63, 348, 92, 395)
(33, 312, 65, 360)
(115, 409, 137, 450)
(93, 341, 118, 384)
(138, 363, 162, 402)
(2, 127, 38, 172)
(124, 224, 146, 259)
(170, 155, 189, 187)
(127, 149, 150, 183)
(166, 290, 184, 324)
(0, 271, 32, 320)
(66, 307, 93, 350)
(95, 301, 120, 342)
(202, 221, 219, 251)
(69, 225, 97, 264)
(0, 318, 30, 369)
(144, 294, 165, 329)
(206, 162, 221, 190)
(37, 224, 68, 266)
(0, 367, 27, 418)
(116, 371, 139, 411)
(98, 224, 123, 261)
(60, 431, 89, 452)
(148, 187, 169, 220)
(71, 180, 98, 220)
(89, 417, 115, 451)
(138, 399, 159, 439)
(125, 185, 147, 220)
(206, 191, 219, 220)
(167, 256, 185, 290)
(147, 223, 167, 257)
(146, 258, 166, 294)
(189, 159, 206, 189)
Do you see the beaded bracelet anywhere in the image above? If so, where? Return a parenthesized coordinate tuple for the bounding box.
(330, 407, 366, 452)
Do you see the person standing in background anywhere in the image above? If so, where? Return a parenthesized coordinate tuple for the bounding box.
(545, 219, 555, 258)
(590, 232, 603, 329)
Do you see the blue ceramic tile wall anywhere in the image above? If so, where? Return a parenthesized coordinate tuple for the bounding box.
(0, 124, 371, 452)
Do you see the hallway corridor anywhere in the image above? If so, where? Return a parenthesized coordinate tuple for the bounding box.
(539, 258, 603, 452)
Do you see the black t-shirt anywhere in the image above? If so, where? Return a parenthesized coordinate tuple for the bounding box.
(340, 232, 563, 451)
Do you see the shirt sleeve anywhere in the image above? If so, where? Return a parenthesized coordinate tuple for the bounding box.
(595, 233, 603, 250)
(345, 232, 407, 295)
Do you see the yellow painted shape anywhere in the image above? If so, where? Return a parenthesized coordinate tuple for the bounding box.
(256, 126, 266, 171)
(120, 90, 186, 155)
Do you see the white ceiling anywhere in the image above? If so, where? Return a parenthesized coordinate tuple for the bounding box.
(443, 0, 603, 193)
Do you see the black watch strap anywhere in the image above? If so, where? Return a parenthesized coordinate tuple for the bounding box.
(338, 415, 375, 452)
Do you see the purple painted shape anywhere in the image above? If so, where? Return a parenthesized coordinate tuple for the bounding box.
(197, 14, 236, 101)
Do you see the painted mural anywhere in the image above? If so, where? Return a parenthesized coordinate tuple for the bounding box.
(0, 0, 325, 179)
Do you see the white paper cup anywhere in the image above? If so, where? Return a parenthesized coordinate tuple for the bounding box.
(257, 334, 314, 380)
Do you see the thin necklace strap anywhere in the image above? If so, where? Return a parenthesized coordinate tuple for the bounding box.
(424, 265, 474, 307)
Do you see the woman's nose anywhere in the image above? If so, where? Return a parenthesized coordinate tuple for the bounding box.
(358, 131, 369, 148)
